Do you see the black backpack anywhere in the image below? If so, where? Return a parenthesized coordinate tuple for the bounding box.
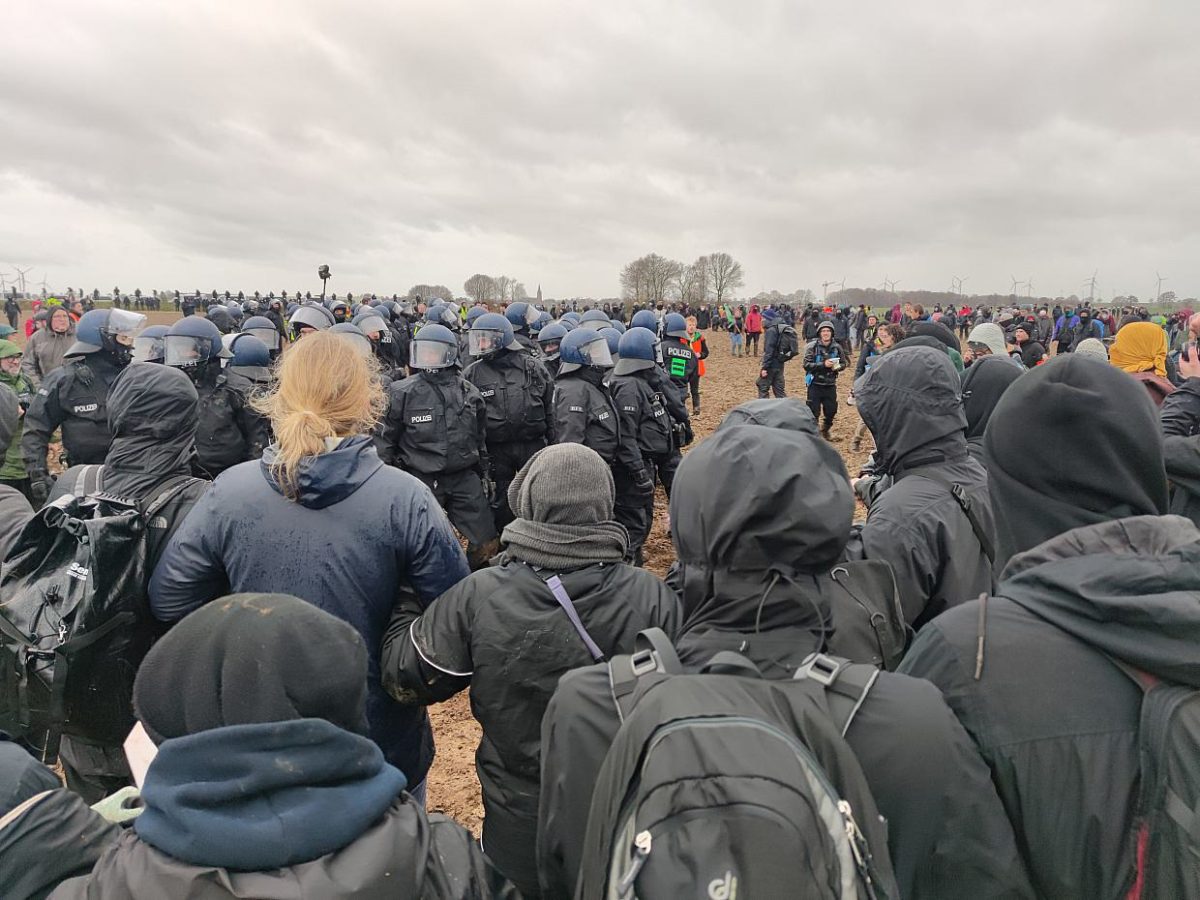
(0, 466, 196, 755)
(777, 324, 800, 362)
(576, 630, 898, 900)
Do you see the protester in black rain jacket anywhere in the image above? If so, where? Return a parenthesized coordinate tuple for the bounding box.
(53, 595, 515, 900)
(191, 358, 270, 479)
(463, 340, 555, 529)
(382, 444, 679, 898)
(853, 346, 996, 627)
(961, 355, 1022, 465)
(48, 364, 211, 803)
(538, 410, 1034, 900)
(899, 356, 1195, 900)
(0, 742, 119, 900)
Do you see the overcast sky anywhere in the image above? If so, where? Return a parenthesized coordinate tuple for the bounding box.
(3, 1, 1198, 301)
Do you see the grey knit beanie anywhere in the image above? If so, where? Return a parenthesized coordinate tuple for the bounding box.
(508, 443, 615, 526)
(1073, 338, 1109, 361)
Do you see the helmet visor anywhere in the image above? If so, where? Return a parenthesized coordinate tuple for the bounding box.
(356, 314, 387, 338)
(411, 339, 456, 369)
(538, 338, 562, 359)
(334, 331, 374, 358)
(245, 326, 281, 351)
(523, 305, 541, 326)
(132, 335, 164, 363)
(579, 319, 607, 331)
(578, 336, 614, 368)
(163, 334, 209, 368)
(290, 307, 332, 332)
(469, 328, 505, 357)
(104, 309, 147, 345)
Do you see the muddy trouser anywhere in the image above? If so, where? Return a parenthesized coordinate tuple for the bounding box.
(747, 332, 761, 354)
(417, 469, 498, 567)
(6, 312, 16, 329)
(756, 366, 786, 398)
(838, 340, 853, 363)
(487, 438, 545, 530)
(807, 382, 838, 428)
(613, 464, 651, 565)
(59, 735, 133, 805)
(650, 449, 681, 499)
(687, 371, 701, 409)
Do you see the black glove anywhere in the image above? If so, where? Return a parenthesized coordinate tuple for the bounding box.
(29, 474, 53, 507)
(479, 470, 495, 503)
(632, 468, 655, 499)
(682, 422, 695, 446)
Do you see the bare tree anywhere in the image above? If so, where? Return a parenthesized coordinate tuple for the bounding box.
(620, 253, 682, 306)
(676, 256, 710, 305)
(493, 275, 516, 305)
(463, 274, 498, 304)
(512, 282, 528, 303)
(705, 252, 744, 304)
(406, 284, 453, 302)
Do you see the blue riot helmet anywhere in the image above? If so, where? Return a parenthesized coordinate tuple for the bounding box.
(69, 308, 147, 366)
(241, 315, 283, 355)
(532, 311, 552, 335)
(425, 304, 459, 330)
(504, 301, 540, 334)
(630, 309, 658, 332)
(289, 302, 335, 340)
(466, 306, 490, 328)
(225, 333, 271, 368)
(558, 328, 613, 374)
(579, 309, 610, 331)
(131, 324, 170, 364)
(164, 315, 229, 375)
(536, 322, 568, 361)
(206, 305, 234, 334)
(614, 326, 660, 376)
(598, 326, 622, 361)
(663, 312, 688, 339)
(556, 317, 577, 333)
(330, 322, 373, 357)
(609, 320, 627, 334)
(352, 310, 389, 342)
(469, 312, 520, 358)
(562, 311, 582, 326)
(410, 323, 458, 370)
(329, 299, 352, 324)
(286, 302, 300, 318)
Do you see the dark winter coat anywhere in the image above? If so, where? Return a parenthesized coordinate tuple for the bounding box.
(610, 370, 675, 457)
(1160, 376, 1200, 437)
(961, 357, 1023, 465)
(464, 348, 555, 445)
(554, 368, 639, 471)
(802, 337, 845, 386)
(760, 320, 788, 369)
(855, 347, 996, 627)
(21, 351, 125, 474)
(899, 515, 1200, 900)
(147, 435, 470, 784)
(2, 787, 119, 900)
(376, 368, 488, 475)
(382, 559, 679, 896)
(190, 364, 271, 478)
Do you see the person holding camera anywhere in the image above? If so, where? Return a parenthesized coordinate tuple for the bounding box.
(803, 321, 845, 439)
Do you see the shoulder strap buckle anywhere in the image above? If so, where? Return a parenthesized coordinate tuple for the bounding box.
(795, 652, 848, 687)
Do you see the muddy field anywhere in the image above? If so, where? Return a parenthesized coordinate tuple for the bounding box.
(424, 328, 873, 831)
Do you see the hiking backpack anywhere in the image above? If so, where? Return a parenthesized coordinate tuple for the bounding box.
(0, 466, 196, 756)
(1107, 660, 1200, 899)
(575, 630, 898, 900)
(777, 324, 800, 362)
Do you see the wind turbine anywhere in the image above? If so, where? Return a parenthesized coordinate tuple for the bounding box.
(1083, 271, 1098, 303)
(1010, 275, 1024, 297)
(1156, 272, 1167, 302)
(822, 280, 836, 301)
(13, 267, 32, 295)
(1026, 278, 1033, 300)
(38, 276, 51, 297)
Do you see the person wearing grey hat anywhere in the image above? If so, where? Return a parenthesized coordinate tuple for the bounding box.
(1072, 337, 1108, 361)
(381, 443, 679, 897)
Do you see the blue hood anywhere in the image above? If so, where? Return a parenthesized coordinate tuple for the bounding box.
(136, 718, 407, 871)
(260, 434, 383, 509)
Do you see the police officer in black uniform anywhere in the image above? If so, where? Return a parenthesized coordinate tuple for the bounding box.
(660, 312, 698, 405)
(465, 313, 556, 529)
(353, 308, 404, 381)
(164, 316, 270, 479)
(376, 324, 498, 570)
(537, 322, 568, 379)
(553, 328, 654, 556)
(22, 307, 145, 505)
(504, 302, 542, 358)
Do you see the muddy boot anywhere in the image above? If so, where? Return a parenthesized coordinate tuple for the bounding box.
(851, 437, 862, 452)
(466, 538, 501, 571)
(692, 401, 700, 415)
(821, 424, 832, 441)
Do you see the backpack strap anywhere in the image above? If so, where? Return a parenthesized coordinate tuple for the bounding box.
(795, 653, 880, 737)
(142, 474, 201, 519)
(542, 574, 605, 663)
(917, 471, 996, 565)
(77, 465, 104, 497)
(609, 627, 681, 722)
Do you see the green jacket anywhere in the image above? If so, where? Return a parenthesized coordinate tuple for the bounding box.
(0, 368, 33, 479)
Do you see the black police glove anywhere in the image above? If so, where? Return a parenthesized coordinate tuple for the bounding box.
(632, 468, 656, 499)
(682, 422, 695, 446)
(29, 473, 54, 507)
(479, 469, 496, 503)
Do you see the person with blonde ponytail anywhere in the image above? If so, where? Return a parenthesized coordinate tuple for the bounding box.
(149, 332, 470, 801)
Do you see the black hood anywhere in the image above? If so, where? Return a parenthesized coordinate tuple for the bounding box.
(856, 346, 969, 475)
(670, 424, 853, 626)
(960, 355, 1022, 442)
(1000, 516, 1200, 687)
(908, 320, 961, 353)
(104, 363, 199, 497)
(717, 397, 818, 435)
(985, 355, 1168, 567)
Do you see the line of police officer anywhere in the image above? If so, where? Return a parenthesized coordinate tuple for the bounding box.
(22, 296, 693, 568)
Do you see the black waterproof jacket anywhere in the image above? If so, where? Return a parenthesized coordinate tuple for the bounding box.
(1, 788, 119, 899)
(22, 350, 125, 474)
(899, 515, 1200, 900)
(1160, 376, 1200, 437)
(802, 337, 845, 387)
(855, 347, 996, 627)
(610, 370, 674, 457)
(554, 369, 641, 472)
(464, 349, 555, 445)
(190, 364, 271, 479)
(376, 369, 488, 476)
(382, 559, 679, 896)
